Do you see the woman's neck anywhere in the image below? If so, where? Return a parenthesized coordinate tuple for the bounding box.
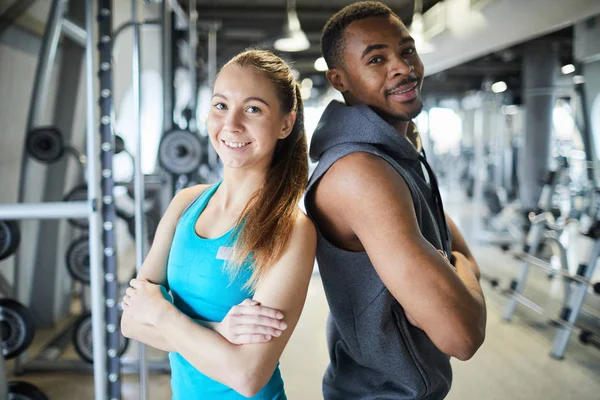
(216, 167, 267, 212)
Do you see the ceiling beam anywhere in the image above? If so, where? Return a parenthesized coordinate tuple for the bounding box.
(195, 5, 414, 21)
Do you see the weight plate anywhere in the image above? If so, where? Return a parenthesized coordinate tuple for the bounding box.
(66, 237, 90, 284)
(0, 220, 21, 261)
(158, 130, 203, 175)
(73, 313, 129, 364)
(0, 299, 35, 360)
(25, 127, 65, 163)
(63, 184, 89, 229)
(8, 381, 49, 400)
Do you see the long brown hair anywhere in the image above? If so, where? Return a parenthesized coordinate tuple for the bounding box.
(223, 49, 308, 290)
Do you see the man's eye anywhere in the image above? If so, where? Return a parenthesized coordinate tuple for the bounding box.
(369, 56, 383, 64)
(404, 47, 416, 55)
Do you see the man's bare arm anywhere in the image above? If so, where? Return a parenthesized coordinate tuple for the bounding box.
(446, 214, 481, 280)
(313, 152, 486, 360)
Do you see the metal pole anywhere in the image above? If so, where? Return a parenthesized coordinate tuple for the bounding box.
(113, 20, 161, 43)
(188, 0, 198, 133)
(63, 18, 87, 46)
(472, 106, 485, 241)
(207, 24, 218, 176)
(161, 0, 176, 199)
(14, 0, 67, 373)
(85, 1, 107, 399)
(24, 0, 66, 133)
(574, 75, 595, 184)
(504, 164, 563, 321)
(97, 0, 121, 398)
(162, 1, 173, 134)
(131, 1, 149, 398)
(0, 202, 89, 220)
(551, 239, 600, 359)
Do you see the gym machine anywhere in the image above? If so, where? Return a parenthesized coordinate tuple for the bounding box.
(504, 200, 600, 358)
(0, 0, 108, 398)
(1, 1, 220, 398)
(157, 3, 213, 195)
(503, 66, 600, 359)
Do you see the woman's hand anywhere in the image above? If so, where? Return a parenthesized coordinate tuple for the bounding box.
(452, 251, 477, 276)
(215, 299, 287, 345)
(122, 278, 171, 326)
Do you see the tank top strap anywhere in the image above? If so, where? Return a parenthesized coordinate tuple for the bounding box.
(178, 181, 222, 224)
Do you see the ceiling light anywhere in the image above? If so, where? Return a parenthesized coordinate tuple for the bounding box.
(561, 64, 575, 74)
(274, 0, 310, 52)
(502, 105, 519, 115)
(491, 81, 507, 93)
(314, 57, 328, 72)
(301, 78, 313, 89)
(300, 87, 312, 100)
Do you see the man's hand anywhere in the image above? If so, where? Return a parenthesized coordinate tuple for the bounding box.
(215, 299, 287, 345)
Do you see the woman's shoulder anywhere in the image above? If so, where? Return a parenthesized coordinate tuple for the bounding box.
(169, 184, 212, 216)
(290, 209, 317, 248)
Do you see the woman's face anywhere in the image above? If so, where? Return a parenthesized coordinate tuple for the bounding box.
(207, 64, 295, 171)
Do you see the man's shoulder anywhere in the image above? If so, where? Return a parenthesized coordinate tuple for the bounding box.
(316, 151, 409, 196)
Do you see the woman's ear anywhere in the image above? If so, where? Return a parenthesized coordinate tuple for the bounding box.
(279, 112, 296, 139)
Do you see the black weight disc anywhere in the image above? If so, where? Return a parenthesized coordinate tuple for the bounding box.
(66, 237, 90, 284)
(73, 313, 129, 364)
(62, 184, 89, 229)
(0, 299, 35, 360)
(0, 220, 21, 261)
(158, 130, 203, 175)
(8, 381, 49, 400)
(25, 127, 65, 163)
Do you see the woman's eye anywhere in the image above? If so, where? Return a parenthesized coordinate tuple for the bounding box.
(246, 106, 261, 114)
(369, 56, 383, 64)
(213, 103, 226, 110)
(404, 47, 416, 55)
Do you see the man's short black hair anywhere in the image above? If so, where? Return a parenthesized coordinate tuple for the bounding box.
(321, 1, 400, 69)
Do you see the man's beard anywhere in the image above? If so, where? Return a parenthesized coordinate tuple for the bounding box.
(390, 99, 424, 121)
(372, 99, 423, 125)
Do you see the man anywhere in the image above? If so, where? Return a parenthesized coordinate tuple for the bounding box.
(304, 2, 487, 399)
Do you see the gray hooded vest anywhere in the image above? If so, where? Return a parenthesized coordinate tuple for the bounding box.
(305, 100, 453, 400)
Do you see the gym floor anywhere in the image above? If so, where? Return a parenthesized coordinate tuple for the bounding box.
(5, 188, 600, 400)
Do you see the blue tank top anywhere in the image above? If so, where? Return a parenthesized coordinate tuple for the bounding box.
(166, 182, 286, 400)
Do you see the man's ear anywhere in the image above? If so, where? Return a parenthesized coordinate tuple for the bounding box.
(279, 112, 296, 139)
(326, 68, 347, 92)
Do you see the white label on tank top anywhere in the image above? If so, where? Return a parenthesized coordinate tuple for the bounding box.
(216, 246, 232, 260)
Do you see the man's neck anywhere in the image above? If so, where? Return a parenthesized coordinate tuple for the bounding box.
(341, 97, 420, 150)
(387, 119, 410, 137)
(387, 118, 421, 152)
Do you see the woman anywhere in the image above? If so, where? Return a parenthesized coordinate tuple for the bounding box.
(121, 49, 316, 399)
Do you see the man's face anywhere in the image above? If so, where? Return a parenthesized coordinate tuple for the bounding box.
(327, 15, 425, 122)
